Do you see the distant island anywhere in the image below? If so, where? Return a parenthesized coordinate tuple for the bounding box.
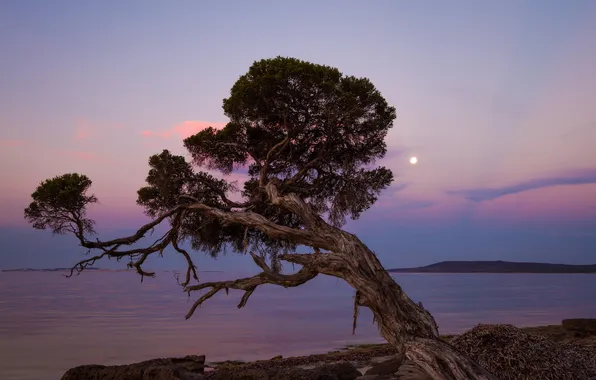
(388, 261, 596, 274)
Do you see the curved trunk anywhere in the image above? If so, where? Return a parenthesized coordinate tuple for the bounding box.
(266, 184, 497, 379)
(332, 232, 499, 380)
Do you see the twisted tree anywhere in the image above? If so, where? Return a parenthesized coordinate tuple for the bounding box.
(24, 57, 496, 379)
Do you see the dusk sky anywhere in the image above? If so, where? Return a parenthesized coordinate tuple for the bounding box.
(1, 1, 595, 271)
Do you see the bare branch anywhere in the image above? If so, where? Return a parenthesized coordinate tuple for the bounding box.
(66, 197, 336, 282)
(278, 252, 344, 275)
(284, 155, 324, 187)
(183, 252, 318, 319)
(172, 239, 198, 286)
(185, 202, 334, 251)
(196, 179, 252, 209)
(259, 133, 290, 186)
(79, 206, 183, 249)
(66, 228, 174, 279)
(353, 290, 361, 335)
(67, 208, 201, 285)
(264, 180, 334, 236)
(179, 186, 250, 211)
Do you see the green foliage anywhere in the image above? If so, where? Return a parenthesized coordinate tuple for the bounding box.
(184, 56, 396, 226)
(137, 57, 396, 258)
(24, 173, 97, 235)
(136, 149, 248, 257)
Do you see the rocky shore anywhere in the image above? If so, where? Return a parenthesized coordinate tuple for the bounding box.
(61, 319, 596, 380)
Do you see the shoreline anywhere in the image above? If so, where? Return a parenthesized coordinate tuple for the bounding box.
(61, 320, 596, 380)
(209, 322, 596, 368)
(204, 322, 596, 379)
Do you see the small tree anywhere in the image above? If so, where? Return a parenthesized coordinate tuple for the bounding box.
(25, 57, 496, 379)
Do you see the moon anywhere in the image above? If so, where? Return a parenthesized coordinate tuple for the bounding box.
(409, 156, 418, 165)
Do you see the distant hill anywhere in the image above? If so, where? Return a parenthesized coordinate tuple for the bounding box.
(388, 261, 596, 274)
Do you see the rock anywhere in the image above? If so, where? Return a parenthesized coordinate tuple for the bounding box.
(364, 357, 401, 376)
(210, 362, 361, 380)
(209, 368, 270, 380)
(61, 355, 206, 380)
(451, 324, 596, 380)
(562, 318, 596, 336)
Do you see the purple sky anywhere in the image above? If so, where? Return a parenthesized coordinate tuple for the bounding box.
(1, 0, 596, 270)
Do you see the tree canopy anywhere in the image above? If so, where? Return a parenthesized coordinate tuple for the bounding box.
(24, 173, 97, 237)
(134, 57, 395, 261)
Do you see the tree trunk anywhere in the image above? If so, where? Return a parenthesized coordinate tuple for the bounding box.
(328, 231, 499, 380)
(266, 184, 498, 379)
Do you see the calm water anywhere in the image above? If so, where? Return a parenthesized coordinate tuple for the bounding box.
(1, 271, 596, 380)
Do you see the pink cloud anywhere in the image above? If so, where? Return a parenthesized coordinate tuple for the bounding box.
(60, 151, 96, 161)
(0, 139, 26, 147)
(141, 120, 227, 140)
(74, 119, 93, 140)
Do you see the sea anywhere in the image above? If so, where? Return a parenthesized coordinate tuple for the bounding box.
(1, 271, 595, 380)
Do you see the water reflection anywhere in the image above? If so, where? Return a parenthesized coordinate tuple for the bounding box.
(0, 271, 595, 380)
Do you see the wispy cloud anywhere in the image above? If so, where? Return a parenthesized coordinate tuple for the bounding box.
(141, 120, 227, 140)
(74, 119, 93, 140)
(0, 139, 27, 147)
(446, 169, 596, 202)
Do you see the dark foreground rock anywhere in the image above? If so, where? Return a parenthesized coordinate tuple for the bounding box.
(451, 324, 596, 380)
(562, 318, 596, 336)
(209, 362, 362, 380)
(61, 355, 206, 380)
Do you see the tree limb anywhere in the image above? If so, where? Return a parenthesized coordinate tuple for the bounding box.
(78, 206, 183, 249)
(194, 179, 252, 209)
(67, 209, 199, 283)
(259, 134, 290, 186)
(284, 155, 324, 187)
(279, 252, 345, 274)
(185, 202, 334, 251)
(66, 199, 336, 281)
(183, 252, 318, 319)
(264, 180, 334, 237)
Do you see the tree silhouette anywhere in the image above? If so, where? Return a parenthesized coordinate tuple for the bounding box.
(25, 57, 496, 379)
